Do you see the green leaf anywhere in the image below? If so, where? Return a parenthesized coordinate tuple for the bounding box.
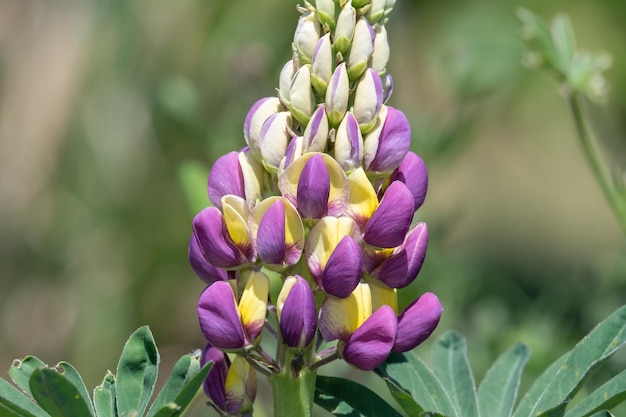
(0, 378, 48, 417)
(538, 403, 567, 417)
(9, 356, 47, 398)
(589, 412, 614, 417)
(513, 305, 626, 417)
(29, 368, 94, 417)
(146, 352, 213, 417)
(115, 326, 159, 417)
(420, 413, 448, 417)
(478, 343, 530, 417)
(55, 362, 95, 416)
(376, 351, 456, 417)
(314, 375, 404, 417)
(93, 371, 117, 417)
(565, 368, 626, 417)
(432, 331, 479, 417)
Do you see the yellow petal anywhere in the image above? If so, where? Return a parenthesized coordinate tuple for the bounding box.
(225, 356, 256, 414)
(222, 195, 250, 248)
(368, 280, 398, 314)
(238, 271, 270, 339)
(347, 167, 378, 226)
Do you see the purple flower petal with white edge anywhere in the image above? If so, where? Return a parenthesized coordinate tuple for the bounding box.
(188, 235, 228, 285)
(390, 151, 428, 211)
(198, 282, 246, 350)
(207, 152, 244, 209)
(393, 292, 442, 352)
(193, 207, 248, 268)
(202, 345, 230, 411)
(322, 236, 362, 298)
(297, 154, 330, 219)
(364, 181, 414, 248)
(371, 222, 428, 288)
(342, 305, 397, 371)
(280, 276, 317, 348)
(256, 200, 286, 265)
(367, 106, 411, 173)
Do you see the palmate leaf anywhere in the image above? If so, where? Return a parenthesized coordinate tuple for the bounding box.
(115, 326, 159, 417)
(314, 375, 404, 417)
(478, 343, 530, 417)
(432, 331, 479, 417)
(376, 351, 456, 417)
(513, 305, 626, 417)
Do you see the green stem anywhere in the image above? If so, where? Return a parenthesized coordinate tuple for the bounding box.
(268, 367, 317, 417)
(569, 92, 626, 237)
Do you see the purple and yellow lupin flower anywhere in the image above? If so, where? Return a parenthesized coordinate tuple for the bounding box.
(189, 0, 443, 414)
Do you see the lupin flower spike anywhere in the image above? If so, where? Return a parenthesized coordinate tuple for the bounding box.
(189, 0, 442, 414)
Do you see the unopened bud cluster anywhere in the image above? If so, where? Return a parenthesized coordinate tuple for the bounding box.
(189, 1, 442, 415)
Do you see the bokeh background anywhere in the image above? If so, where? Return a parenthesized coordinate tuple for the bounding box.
(1, 0, 625, 415)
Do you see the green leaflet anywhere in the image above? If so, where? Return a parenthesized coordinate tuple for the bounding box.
(8, 356, 47, 399)
(478, 343, 530, 417)
(29, 368, 94, 417)
(115, 326, 160, 417)
(0, 378, 47, 417)
(314, 375, 403, 417)
(93, 371, 117, 417)
(56, 361, 96, 416)
(432, 331, 479, 417)
(565, 369, 626, 417)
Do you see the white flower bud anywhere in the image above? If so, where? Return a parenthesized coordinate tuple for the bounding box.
(294, 13, 321, 64)
(384, 0, 396, 18)
(288, 64, 315, 127)
(362, 105, 387, 169)
(347, 18, 375, 81)
(353, 68, 383, 134)
(370, 25, 389, 74)
(259, 111, 293, 172)
(315, 0, 335, 29)
(334, 1, 356, 54)
(352, 0, 368, 8)
(244, 97, 283, 156)
(324, 63, 350, 127)
(367, 0, 386, 23)
(311, 34, 333, 96)
(303, 105, 329, 152)
(334, 112, 363, 171)
(279, 60, 295, 103)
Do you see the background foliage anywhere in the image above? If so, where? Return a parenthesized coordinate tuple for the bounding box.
(1, 0, 625, 415)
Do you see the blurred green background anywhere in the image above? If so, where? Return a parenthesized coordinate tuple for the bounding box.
(1, 0, 625, 415)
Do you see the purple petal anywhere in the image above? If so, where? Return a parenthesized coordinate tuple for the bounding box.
(193, 207, 247, 268)
(280, 276, 317, 348)
(208, 152, 244, 209)
(368, 107, 411, 173)
(372, 223, 428, 288)
(189, 234, 229, 285)
(198, 282, 246, 350)
(202, 345, 230, 410)
(390, 151, 428, 211)
(364, 181, 414, 248)
(256, 200, 286, 264)
(322, 236, 362, 298)
(393, 292, 442, 352)
(342, 305, 397, 370)
(297, 154, 330, 219)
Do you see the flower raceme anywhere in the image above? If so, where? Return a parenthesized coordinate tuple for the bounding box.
(189, 0, 442, 413)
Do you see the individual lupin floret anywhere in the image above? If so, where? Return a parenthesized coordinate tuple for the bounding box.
(276, 275, 317, 349)
(311, 34, 333, 96)
(334, 1, 357, 55)
(306, 215, 362, 298)
(334, 112, 364, 171)
(244, 97, 283, 157)
(302, 105, 329, 152)
(363, 106, 411, 174)
(353, 68, 384, 134)
(201, 346, 258, 416)
(192, 205, 255, 269)
(325, 63, 350, 127)
(371, 25, 390, 75)
(258, 111, 293, 172)
(197, 271, 270, 350)
(393, 292, 442, 352)
(294, 11, 321, 64)
(288, 64, 315, 127)
(248, 197, 305, 268)
(347, 17, 375, 81)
